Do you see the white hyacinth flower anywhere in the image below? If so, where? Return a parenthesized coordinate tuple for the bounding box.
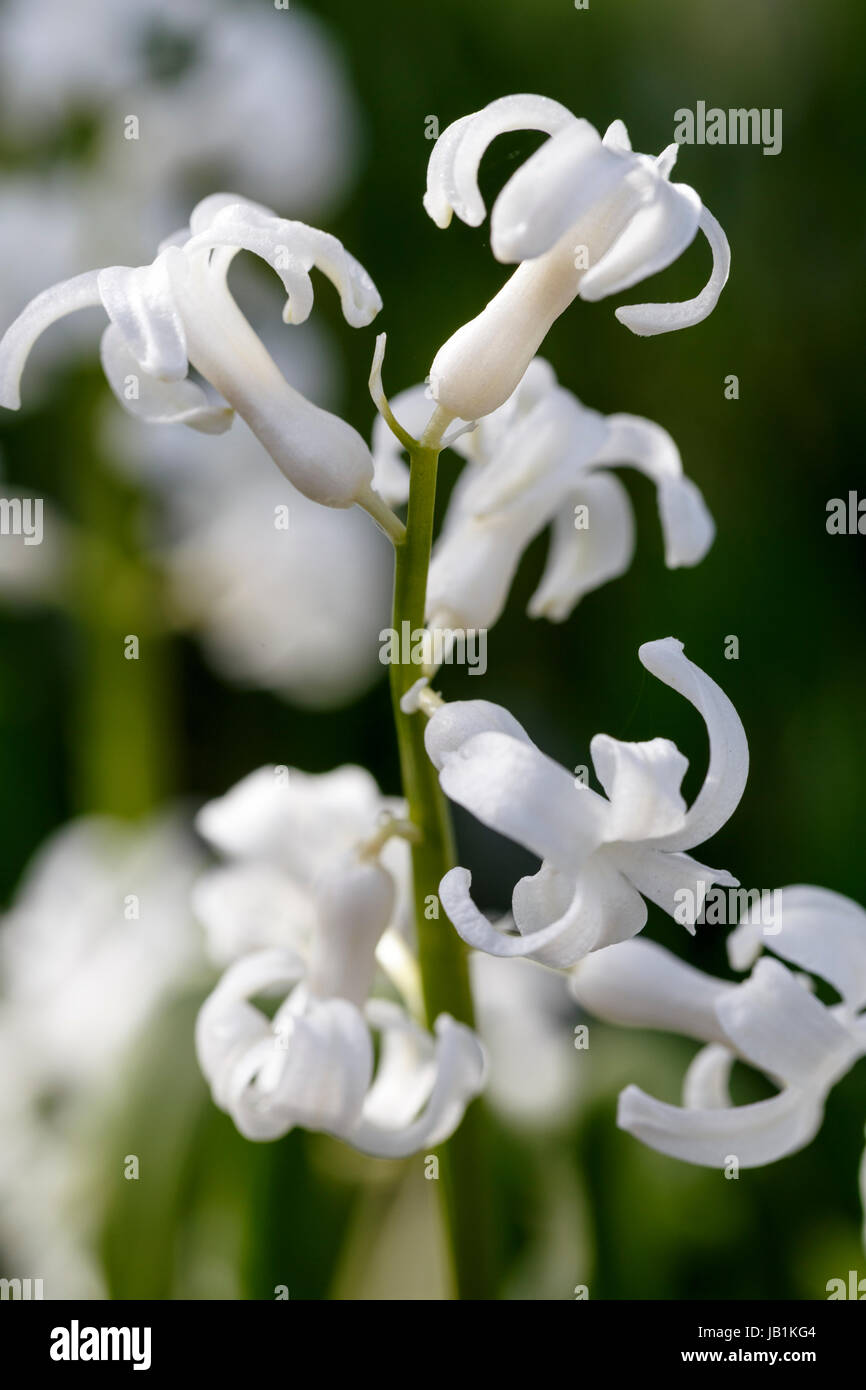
(0, 193, 398, 527)
(570, 886, 866, 1179)
(425, 637, 748, 967)
(404, 358, 713, 631)
(196, 854, 485, 1155)
(193, 762, 413, 968)
(424, 95, 730, 419)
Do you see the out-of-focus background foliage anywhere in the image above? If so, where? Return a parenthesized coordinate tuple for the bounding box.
(0, 0, 863, 1300)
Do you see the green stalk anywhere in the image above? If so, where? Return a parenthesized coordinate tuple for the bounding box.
(388, 422, 496, 1300)
(68, 397, 175, 818)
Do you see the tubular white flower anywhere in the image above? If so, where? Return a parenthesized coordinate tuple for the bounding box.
(426, 638, 748, 967)
(424, 360, 714, 631)
(424, 97, 730, 419)
(573, 889, 866, 1185)
(0, 193, 390, 516)
(195, 855, 486, 1153)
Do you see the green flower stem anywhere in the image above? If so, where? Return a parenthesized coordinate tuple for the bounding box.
(69, 408, 175, 818)
(388, 424, 496, 1300)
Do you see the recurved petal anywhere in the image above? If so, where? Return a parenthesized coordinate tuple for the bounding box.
(185, 204, 382, 328)
(618, 1080, 826, 1167)
(97, 254, 188, 381)
(715, 958, 861, 1088)
(528, 472, 635, 622)
(636, 638, 749, 854)
(362, 999, 437, 1129)
(615, 205, 730, 336)
(0, 269, 103, 409)
(453, 850, 644, 973)
(195, 948, 305, 1090)
(590, 735, 688, 841)
(351, 1013, 486, 1158)
(589, 413, 715, 568)
(438, 865, 571, 960)
(570, 937, 732, 1041)
(491, 118, 625, 263)
(259, 995, 374, 1138)
(508, 855, 647, 967)
(188, 191, 277, 235)
(579, 178, 701, 302)
(683, 1044, 734, 1109)
(100, 324, 233, 434)
(614, 842, 738, 932)
(727, 885, 866, 1011)
(222, 995, 373, 1141)
(423, 94, 574, 230)
(435, 730, 610, 867)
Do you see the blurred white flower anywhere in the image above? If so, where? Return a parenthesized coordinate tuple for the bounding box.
(194, 763, 413, 969)
(425, 637, 748, 966)
(571, 887, 866, 1179)
(108, 410, 392, 708)
(424, 95, 730, 418)
(0, 194, 394, 527)
(196, 843, 485, 1155)
(470, 953, 579, 1130)
(375, 358, 714, 632)
(0, 0, 359, 219)
(0, 811, 206, 1295)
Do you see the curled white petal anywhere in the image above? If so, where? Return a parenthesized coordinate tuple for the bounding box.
(528, 473, 635, 622)
(727, 885, 866, 1011)
(714, 958, 860, 1089)
(636, 637, 749, 853)
(615, 843, 737, 932)
(591, 413, 714, 567)
(579, 179, 701, 302)
(351, 1012, 486, 1158)
(0, 269, 103, 409)
(97, 255, 188, 381)
(615, 205, 731, 337)
(100, 325, 233, 434)
(195, 948, 306, 1095)
(184, 202, 382, 328)
(618, 1080, 826, 1168)
(683, 1044, 735, 1109)
(590, 735, 688, 842)
(424, 95, 574, 230)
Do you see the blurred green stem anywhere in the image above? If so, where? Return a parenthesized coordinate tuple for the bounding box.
(69, 403, 174, 817)
(388, 416, 495, 1300)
